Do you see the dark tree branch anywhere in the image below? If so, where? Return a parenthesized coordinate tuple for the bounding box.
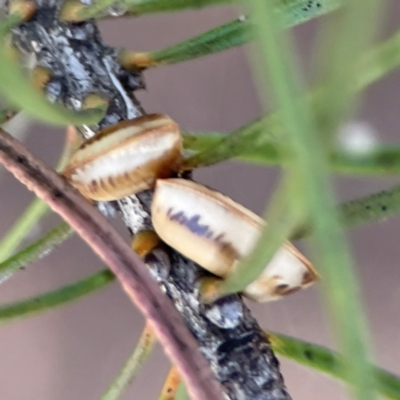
(9, 2, 291, 399)
(0, 126, 224, 400)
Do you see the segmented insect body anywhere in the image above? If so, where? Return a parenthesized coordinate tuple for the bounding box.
(63, 114, 182, 201)
(152, 179, 317, 302)
(64, 114, 318, 302)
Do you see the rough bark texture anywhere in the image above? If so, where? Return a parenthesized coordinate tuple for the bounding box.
(9, 3, 291, 399)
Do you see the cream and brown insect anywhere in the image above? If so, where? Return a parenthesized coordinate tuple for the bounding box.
(64, 115, 318, 302)
(63, 114, 182, 201)
(151, 179, 318, 302)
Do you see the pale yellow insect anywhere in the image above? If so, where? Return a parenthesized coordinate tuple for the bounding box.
(63, 114, 318, 302)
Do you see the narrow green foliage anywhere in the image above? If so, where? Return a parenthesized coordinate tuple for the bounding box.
(0, 269, 115, 322)
(307, 2, 381, 395)
(184, 26, 400, 172)
(248, 0, 376, 399)
(357, 29, 400, 90)
(315, 0, 381, 139)
(184, 130, 400, 175)
(276, 0, 341, 27)
(61, 0, 229, 20)
(269, 332, 400, 400)
(182, 131, 224, 153)
(121, 1, 341, 68)
(0, 19, 105, 126)
(339, 185, 400, 228)
(330, 148, 400, 175)
(0, 128, 77, 264)
(182, 117, 280, 168)
(294, 183, 400, 239)
(0, 222, 73, 281)
(122, 0, 230, 14)
(175, 383, 189, 400)
(146, 18, 251, 66)
(0, 198, 51, 262)
(101, 322, 156, 400)
(70, 0, 340, 21)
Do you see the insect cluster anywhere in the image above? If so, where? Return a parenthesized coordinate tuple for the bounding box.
(63, 114, 318, 302)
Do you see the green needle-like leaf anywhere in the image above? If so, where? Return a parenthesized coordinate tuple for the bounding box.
(247, 0, 376, 399)
(0, 127, 78, 265)
(61, 0, 230, 21)
(183, 116, 282, 168)
(150, 18, 248, 65)
(184, 131, 400, 175)
(123, 0, 230, 14)
(314, 0, 381, 139)
(184, 26, 400, 172)
(0, 222, 73, 281)
(62, 0, 340, 21)
(130, 0, 229, 13)
(293, 183, 400, 239)
(329, 148, 400, 175)
(356, 29, 400, 90)
(268, 332, 400, 400)
(0, 269, 115, 322)
(0, 17, 105, 126)
(0, 197, 51, 263)
(175, 383, 189, 400)
(120, 18, 252, 68)
(339, 186, 400, 228)
(101, 322, 156, 400)
(119, 1, 341, 68)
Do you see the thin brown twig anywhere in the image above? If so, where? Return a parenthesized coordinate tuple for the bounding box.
(0, 127, 224, 400)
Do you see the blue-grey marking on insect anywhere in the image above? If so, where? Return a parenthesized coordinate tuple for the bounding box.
(168, 209, 214, 238)
(64, 115, 318, 302)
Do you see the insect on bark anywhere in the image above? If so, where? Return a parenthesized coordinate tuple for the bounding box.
(63, 114, 318, 302)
